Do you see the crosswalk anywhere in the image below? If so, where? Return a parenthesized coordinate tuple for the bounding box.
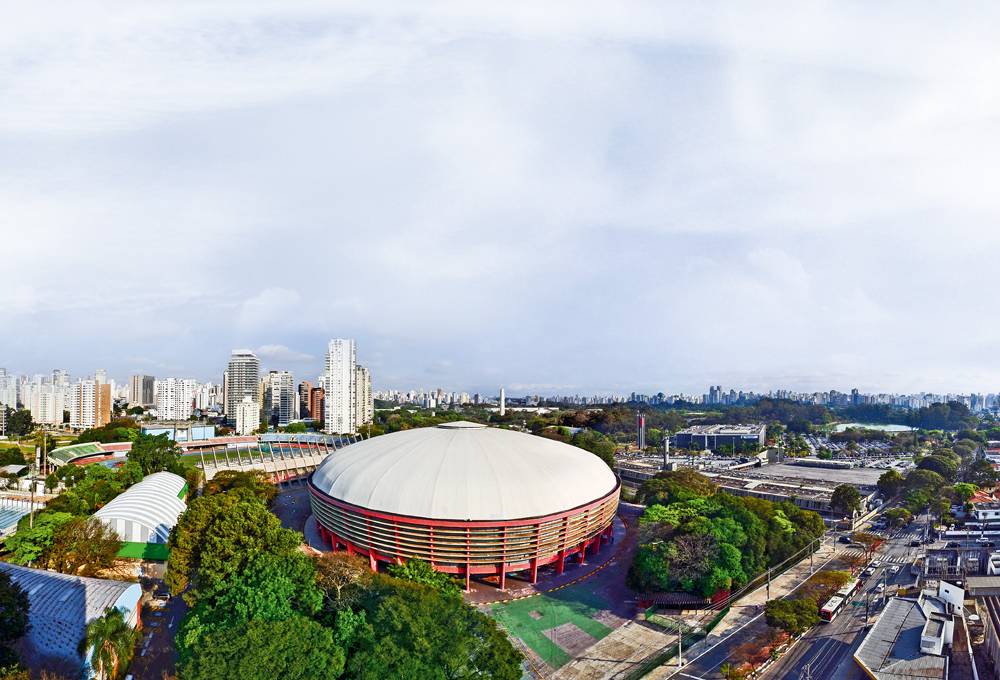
(839, 548, 912, 566)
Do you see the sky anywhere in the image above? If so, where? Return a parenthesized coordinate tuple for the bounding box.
(2, 2, 1000, 396)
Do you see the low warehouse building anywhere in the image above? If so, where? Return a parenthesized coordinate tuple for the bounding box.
(0, 562, 142, 676)
(94, 471, 187, 559)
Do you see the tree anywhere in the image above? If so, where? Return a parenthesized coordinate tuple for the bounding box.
(177, 552, 322, 660)
(6, 410, 33, 437)
(851, 532, 882, 556)
(203, 470, 277, 505)
(4, 512, 75, 565)
(386, 559, 463, 598)
(0, 572, 28, 645)
(885, 508, 913, 528)
(830, 485, 862, 518)
(348, 577, 522, 680)
(126, 433, 181, 475)
(46, 517, 122, 576)
(166, 489, 302, 603)
(81, 608, 140, 680)
(179, 617, 345, 680)
(904, 469, 946, 492)
(315, 553, 374, 613)
(965, 459, 997, 486)
(764, 598, 819, 636)
(953, 482, 978, 504)
(917, 455, 959, 481)
(283, 422, 308, 433)
(877, 469, 904, 498)
(799, 570, 850, 603)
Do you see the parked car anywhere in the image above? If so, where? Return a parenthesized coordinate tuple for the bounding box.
(889, 565, 900, 574)
(947, 541, 961, 548)
(910, 539, 921, 547)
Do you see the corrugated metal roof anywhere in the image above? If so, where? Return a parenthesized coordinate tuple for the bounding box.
(0, 562, 141, 667)
(311, 422, 618, 520)
(93, 471, 187, 544)
(854, 596, 948, 680)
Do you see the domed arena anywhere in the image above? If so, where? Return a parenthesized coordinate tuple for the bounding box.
(308, 421, 620, 590)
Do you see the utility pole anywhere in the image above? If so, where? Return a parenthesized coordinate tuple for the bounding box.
(766, 567, 771, 600)
(677, 619, 683, 667)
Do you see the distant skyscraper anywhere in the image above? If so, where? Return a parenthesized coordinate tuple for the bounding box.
(321, 339, 357, 434)
(225, 350, 260, 425)
(354, 366, 373, 431)
(0, 369, 16, 410)
(500, 387, 506, 417)
(266, 371, 295, 427)
(129, 375, 155, 407)
(637, 412, 646, 451)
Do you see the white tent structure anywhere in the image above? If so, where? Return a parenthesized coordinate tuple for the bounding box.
(94, 471, 187, 546)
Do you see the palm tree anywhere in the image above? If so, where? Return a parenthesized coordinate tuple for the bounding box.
(80, 608, 140, 680)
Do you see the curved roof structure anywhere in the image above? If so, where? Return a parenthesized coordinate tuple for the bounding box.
(310, 421, 618, 520)
(94, 471, 187, 544)
(0, 562, 141, 670)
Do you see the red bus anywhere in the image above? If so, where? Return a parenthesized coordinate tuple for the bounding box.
(819, 595, 845, 622)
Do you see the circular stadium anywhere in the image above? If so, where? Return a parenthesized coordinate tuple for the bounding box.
(308, 421, 620, 589)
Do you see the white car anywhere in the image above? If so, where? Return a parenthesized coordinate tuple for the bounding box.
(871, 559, 882, 567)
(875, 583, 886, 593)
(889, 565, 900, 574)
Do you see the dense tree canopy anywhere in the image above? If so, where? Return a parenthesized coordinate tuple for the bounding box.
(127, 433, 182, 476)
(180, 617, 346, 680)
(629, 477, 824, 596)
(830, 485, 863, 518)
(877, 469, 904, 498)
(764, 598, 819, 636)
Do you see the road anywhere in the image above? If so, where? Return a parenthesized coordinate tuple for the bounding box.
(668, 516, 928, 680)
(762, 519, 926, 679)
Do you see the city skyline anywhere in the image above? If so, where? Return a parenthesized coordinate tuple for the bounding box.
(4, 5, 1000, 394)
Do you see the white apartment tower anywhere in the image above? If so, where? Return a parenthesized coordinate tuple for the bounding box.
(156, 378, 196, 420)
(354, 365, 373, 431)
(225, 350, 260, 424)
(321, 339, 356, 435)
(70, 380, 97, 429)
(235, 396, 259, 436)
(0, 369, 16, 410)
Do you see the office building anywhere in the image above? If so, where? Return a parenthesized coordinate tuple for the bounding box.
(155, 378, 196, 421)
(674, 424, 767, 451)
(265, 370, 295, 427)
(129, 375, 155, 407)
(354, 365, 373, 431)
(0, 369, 16, 410)
(235, 396, 259, 436)
(321, 339, 356, 434)
(0, 406, 6, 436)
(224, 350, 260, 425)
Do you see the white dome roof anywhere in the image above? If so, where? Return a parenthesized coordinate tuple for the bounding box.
(310, 422, 618, 520)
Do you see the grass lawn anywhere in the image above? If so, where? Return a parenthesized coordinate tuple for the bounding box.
(490, 583, 613, 668)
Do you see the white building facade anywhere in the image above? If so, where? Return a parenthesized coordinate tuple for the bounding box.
(321, 339, 357, 434)
(235, 396, 259, 436)
(156, 378, 197, 421)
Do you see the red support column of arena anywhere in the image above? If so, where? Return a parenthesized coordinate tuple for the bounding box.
(499, 526, 508, 591)
(579, 540, 588, 564)
(465, 527, 472, 593)
(368, 549, 377, 572)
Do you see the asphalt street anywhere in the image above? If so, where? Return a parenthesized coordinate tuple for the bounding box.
(666, 515, 929, 680)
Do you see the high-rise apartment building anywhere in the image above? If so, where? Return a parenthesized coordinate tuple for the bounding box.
(265, 371, 295, 427)
(354, 365, 373, 431)
(235, 396, 259, 436)
(225, 350, 260, 424)
(321, 339, 356, 434)
(68, 375, 111, 430)
(298, 381, 312, 419)
(156, 378, 196, 420)
(0, 369, 16, 410)
(310, 387, 325, 427)
(129, 375, 155, 407)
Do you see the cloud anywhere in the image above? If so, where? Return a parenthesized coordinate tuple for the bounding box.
(256, 344, 315, 363)
(2, 3, 1000, 394)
